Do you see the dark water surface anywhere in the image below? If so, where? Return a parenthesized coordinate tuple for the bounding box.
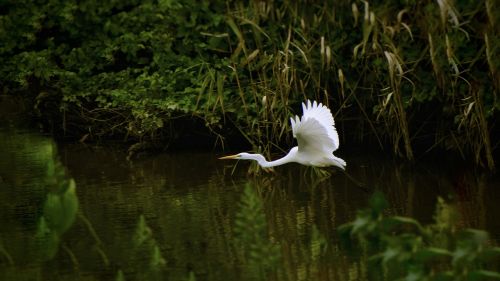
(1, 127, 499, 280)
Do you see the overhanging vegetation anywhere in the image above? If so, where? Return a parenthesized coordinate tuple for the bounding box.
(1, 0, 498, 168)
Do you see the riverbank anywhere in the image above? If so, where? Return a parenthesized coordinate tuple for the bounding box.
(1, 1, 498, 168)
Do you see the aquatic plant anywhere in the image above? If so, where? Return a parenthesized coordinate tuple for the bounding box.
(131, 215, 166, 281)
(32, 147, 79, 261)
(339, 192, 500, 280)
(234, 184, 281, 280)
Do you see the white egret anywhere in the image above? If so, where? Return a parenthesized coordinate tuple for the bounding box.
(219, 100, 346, 170)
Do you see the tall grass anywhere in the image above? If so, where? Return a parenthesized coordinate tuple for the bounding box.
(0, 0, 497, 167)
(216, 0, 498, 168)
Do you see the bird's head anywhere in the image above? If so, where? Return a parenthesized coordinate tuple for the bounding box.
(219, 152, 265, 162)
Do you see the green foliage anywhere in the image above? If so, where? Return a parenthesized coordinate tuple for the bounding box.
(127, 215, 166, 281)
(0, 129, 80, 264)
(187, 271, 197, 281)
(309, 224, 328, 263)
(1, 0, 230, 140)
(43, 179, 78, 234)
(30, 145, 80, 261)
(115, 270, 125, 281)
(34, 216, 60, 261)
(133, 215, 154, 248)
(234, 184, 281, 280)
(339, 193, 500, 281)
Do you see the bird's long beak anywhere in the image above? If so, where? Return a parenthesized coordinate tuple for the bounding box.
(219, 154, 239, 160)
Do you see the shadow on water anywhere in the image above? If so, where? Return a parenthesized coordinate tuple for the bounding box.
(1, 126, 499, 280)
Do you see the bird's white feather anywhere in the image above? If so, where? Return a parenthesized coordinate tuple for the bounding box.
(291, 100, 340, 154)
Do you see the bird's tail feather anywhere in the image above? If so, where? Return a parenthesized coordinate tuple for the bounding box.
(331, 155, 346, 170)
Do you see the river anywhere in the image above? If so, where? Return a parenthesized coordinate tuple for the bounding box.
(1, 126, 499, 281)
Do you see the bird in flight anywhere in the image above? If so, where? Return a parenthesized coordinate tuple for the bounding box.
(219, 100, 346, 170)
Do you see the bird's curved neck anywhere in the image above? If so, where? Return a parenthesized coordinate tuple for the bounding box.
(253, 149, 297, 168)
(258, 156, 289, 168)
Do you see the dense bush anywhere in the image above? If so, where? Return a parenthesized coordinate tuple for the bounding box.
(0, 0, 231, 140)
(0, 0, 498, 167)
(339, 192, 500, 280)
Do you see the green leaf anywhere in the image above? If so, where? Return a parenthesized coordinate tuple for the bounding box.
(149, 245, 166, 269)
(187, 271, 197, 281)
(43, 179, 79, 235)
(452, 244, 472, 266)
(414, 247, 452, 262)
(479, 247, 500, 261)
(369, 191, 388, 214)
(115, 270, 125, 281)
(34, 216, 60, 261)
(460, 229, 489, 246)
(468, 270, 500, 280)
(133, 215, 153, 248)
(350, 212, 372, 235)
(381, 245, 400, 265)
(383, 216, 425, 233)
(59, 179, 79, 233)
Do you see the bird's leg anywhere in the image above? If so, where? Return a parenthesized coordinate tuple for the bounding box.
(313, 167, 331, 178)
(303, 167, 331, 184)
(262, 167, 275, 173)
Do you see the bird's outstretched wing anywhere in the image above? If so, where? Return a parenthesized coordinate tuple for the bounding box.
(290, 100, 340, 154)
